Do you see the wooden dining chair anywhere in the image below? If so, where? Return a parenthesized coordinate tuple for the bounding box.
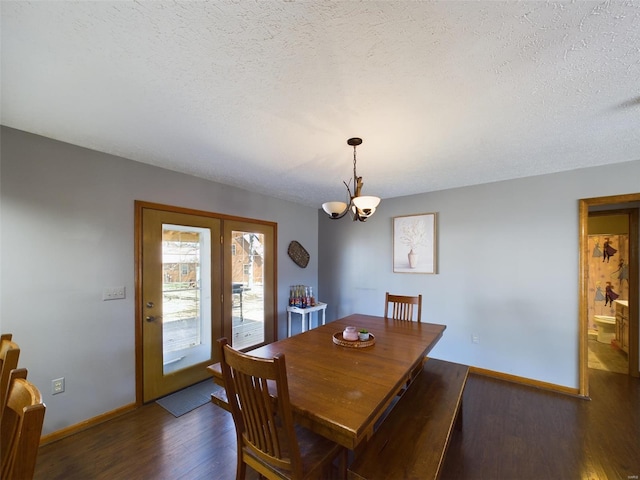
(0, 334, 20, 414)
(217, 337, 347, 480)
(384, 292, 422, 322)
(0, 368, 46, 480)
(385, 293, 424, 389)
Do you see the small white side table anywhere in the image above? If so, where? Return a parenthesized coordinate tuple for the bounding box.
(287, 302, 327, 337)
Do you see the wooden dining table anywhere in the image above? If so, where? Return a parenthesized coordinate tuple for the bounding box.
(207, 313, 446, 450)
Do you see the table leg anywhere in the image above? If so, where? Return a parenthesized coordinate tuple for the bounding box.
(287, 311, 292, 337)
(302, 312, 307, 333)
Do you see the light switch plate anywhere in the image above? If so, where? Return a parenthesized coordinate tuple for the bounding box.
(103, 286, 126, 301)
(52, 377, 65, 395)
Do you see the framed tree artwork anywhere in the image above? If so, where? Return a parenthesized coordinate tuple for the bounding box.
(393, 212, 437, 274)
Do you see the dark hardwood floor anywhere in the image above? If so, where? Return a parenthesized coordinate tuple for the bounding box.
(441, 369, 639, 479)
(35, 369, 639, 480)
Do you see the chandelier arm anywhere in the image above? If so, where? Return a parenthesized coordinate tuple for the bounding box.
(343, 180, 353, 199)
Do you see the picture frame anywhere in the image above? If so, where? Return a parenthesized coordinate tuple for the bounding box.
(393, 212, 437, 274)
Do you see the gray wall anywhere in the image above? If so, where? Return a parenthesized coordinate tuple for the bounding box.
(318, 160, 640, 389)
(0, 127, 319, 434)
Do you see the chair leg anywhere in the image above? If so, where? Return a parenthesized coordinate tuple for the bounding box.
(337, 448, 348, 479)
(236, 451, 246, 480)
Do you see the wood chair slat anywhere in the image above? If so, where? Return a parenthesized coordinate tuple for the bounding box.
(1, 368, 46, 480)
(385, 293, 422, 322)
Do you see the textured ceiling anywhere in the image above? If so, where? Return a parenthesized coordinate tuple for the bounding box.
(2, 1, 639, 208)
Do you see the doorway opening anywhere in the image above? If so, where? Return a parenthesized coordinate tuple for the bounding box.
(586, 211, 630, 374)
(579, 194, 639, 397)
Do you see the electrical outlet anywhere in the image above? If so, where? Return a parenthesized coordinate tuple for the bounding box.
(103, 286, 126, 301)
(471, 334, 479, 344)
(52, 377, 65, 395)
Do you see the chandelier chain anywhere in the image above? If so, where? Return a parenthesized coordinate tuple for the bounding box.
(353, 144, 358, 179)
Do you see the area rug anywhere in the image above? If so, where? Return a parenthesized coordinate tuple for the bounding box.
(156, 380, 223, 417)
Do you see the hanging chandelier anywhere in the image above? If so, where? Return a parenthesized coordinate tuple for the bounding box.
(322, 137, 381, 222)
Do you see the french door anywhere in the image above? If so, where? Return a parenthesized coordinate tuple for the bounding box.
(223, 220, 276, 351)
(136, 202, 276, 403)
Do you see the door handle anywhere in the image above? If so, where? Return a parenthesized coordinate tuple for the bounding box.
(145, 316, 159, 322)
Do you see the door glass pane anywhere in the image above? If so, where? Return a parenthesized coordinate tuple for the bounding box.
(231, 230, 265, 349)
(162, 224, 212, 374)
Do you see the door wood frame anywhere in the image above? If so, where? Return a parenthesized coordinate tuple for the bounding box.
(134, 201, 278, 405)
(579, 194, 640, 397)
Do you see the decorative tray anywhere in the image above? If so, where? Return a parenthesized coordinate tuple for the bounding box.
(332, 332, 376, 348)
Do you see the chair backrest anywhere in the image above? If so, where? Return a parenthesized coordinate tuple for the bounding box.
(385, 292, 423, 322)
(1, 368, 46, 480)
(217, 337, 303, 478)
(0, 335, 20, 413)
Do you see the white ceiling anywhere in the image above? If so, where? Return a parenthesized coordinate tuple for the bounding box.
(2, 1, 639, 208)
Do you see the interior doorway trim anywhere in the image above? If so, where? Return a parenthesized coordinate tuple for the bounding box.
(579, 193, 640, 397)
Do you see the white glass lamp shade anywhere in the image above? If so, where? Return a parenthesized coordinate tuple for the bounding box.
(322, 201, 348, 218)
(352, 196, 381, 215)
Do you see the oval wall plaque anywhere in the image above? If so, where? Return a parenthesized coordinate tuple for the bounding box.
(287, 241, 309, 268)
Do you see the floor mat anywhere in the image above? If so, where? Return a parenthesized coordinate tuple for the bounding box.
(156, 380, 223, 417)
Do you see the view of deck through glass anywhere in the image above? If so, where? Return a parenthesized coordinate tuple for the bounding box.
(162, 224, 212, 374)
(231, 230, 265, 349)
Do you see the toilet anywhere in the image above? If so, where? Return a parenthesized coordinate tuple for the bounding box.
(593, 315, 616, 344)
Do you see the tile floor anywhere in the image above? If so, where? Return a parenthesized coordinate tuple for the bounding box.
(587, 337, 628, 374)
